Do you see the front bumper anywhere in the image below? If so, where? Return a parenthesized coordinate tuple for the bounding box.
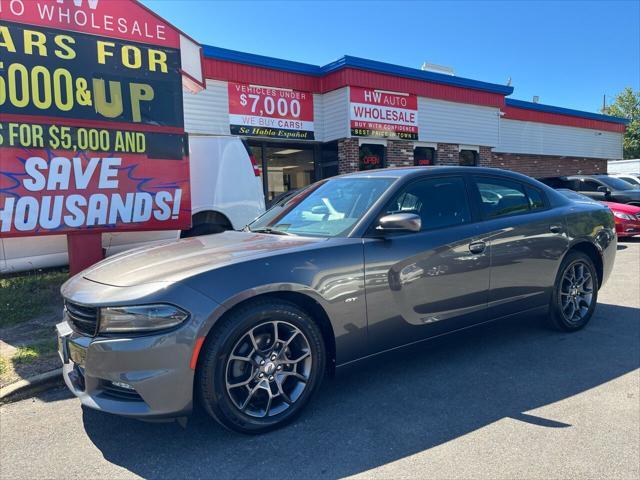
(615, 220, 640, 237)
(56, 320, 194, 418)
(57, 319, 196, 418)
(57, 274, 226, 418)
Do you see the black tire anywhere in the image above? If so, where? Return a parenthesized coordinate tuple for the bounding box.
(197, 299, 326, 434)
(181, 212, 232, 238)
(181, 222, 226, 237)
(547, 251, 599, 331)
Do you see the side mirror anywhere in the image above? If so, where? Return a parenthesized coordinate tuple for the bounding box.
(376, 213, 422, 233)
(597, 186, 611, 195)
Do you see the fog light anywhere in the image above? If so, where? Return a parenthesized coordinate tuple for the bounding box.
(111, 380, 135, 390)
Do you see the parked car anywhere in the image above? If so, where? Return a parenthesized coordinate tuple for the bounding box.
(538, 174, 640, 206)
(58, 167, 616, 433)
(609, 173, 640, 187)
(557, 189, 640, 238)
(0, 137, 265, 273)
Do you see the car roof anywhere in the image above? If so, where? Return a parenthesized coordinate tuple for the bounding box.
(338, 166, 538, 182)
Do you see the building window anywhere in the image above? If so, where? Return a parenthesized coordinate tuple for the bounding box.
(320, 142, 339, 179)
(359, 143, 385, 171)
(459, 149, 479, 166)
(414, 146, 436, 166)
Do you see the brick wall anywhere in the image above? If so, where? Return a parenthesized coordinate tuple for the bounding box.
(436, 143, 461, 165)
(338, 138, 359, 174)
(479, 146, 493, 166)
(337, 139, 606, 178)
(489, 152, 608, 178)
(387, 140, 414, 167)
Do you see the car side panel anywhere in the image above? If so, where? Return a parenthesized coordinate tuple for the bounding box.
(563, 204, 617, 286)
(184, 239, 369, 365)
(362, 223, 491, 354)
(475, 210, 569, 319)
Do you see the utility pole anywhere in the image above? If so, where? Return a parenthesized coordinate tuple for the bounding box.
(602, 94, 606, 113)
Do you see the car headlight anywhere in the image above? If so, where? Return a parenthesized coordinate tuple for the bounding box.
(99, 304, 189, 333)
(613, 211, 634, 220)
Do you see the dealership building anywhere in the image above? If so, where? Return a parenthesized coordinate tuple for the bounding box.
(182, 46, 627, 203)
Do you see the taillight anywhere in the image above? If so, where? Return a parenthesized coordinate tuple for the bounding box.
(249, 154, 261, 177)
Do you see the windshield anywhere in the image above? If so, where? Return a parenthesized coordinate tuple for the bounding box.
(599, 176, 638, 191)
(248, 177, 395, 237)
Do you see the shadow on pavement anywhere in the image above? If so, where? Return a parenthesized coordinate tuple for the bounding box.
(82, 302, 639, 479)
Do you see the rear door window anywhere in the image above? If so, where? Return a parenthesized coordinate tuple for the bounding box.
(525, 186, 546, 210)
(474, 177, 531, 219)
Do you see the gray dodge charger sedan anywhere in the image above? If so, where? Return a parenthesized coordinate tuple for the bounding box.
(58, 167, 616, 433)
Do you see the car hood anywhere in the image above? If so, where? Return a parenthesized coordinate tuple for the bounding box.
(82, 231, 324, 287)
(602, 201, 640, 214)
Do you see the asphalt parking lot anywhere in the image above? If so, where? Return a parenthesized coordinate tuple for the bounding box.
(1, 240, 638, 480)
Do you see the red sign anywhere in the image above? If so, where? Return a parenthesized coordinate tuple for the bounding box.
(228, 82, 315, 140)
(350, 87, 418, 140)
(0, 1, 192, 240)
(0, 0, 180, 47)
(0, 146, 190, 237)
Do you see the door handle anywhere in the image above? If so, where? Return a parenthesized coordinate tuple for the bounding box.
(549, 225, 563, 234)
(469, 241, 486, 254)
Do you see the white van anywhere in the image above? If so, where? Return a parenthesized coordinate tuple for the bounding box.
(0, 136, 265, 273)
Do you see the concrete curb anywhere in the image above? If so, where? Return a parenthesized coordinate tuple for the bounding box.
(0, 369, 63, 404)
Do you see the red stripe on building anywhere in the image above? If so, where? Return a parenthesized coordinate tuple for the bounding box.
(321, 69, 505, 108)
(204, 58, 625, 130)
(204, 59, 505, 107)
(503, 106, 626, 133)
(204, 58, 320, 93)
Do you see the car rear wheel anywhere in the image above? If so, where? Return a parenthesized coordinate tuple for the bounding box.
(197, 300, 326, 434)
(548, 251, 598, 331)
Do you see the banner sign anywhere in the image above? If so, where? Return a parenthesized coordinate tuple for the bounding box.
(0, 0, 191, 238)
(228, 82, 315, 140)
(0, 145, 190, 236)
(350, 87, 418, 140)
(0, 21, 183, 128)
(0, 0, 180, 47)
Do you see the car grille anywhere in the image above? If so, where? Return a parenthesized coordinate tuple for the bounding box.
(65, 301, 99, 336)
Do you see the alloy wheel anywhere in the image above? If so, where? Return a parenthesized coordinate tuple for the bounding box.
(559, 260, 594, 324)
(225, 320, 312, 418)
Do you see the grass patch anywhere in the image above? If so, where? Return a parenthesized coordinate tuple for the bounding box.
(0, 270, 68, 328)
(11, 339, 58, 366)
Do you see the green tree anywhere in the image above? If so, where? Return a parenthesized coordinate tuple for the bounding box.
(603, 87, 640, 159)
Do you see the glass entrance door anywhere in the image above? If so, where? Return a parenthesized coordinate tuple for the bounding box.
(249, 142, 316, 205)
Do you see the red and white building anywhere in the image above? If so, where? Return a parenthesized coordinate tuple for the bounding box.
(183, 46, 627, 203)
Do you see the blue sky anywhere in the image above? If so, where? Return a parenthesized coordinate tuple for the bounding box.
(142, 0, 639, 113)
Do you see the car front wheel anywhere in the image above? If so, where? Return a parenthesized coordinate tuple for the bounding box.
(197, 300, 326, 434)
(548, 251, 598, 331)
